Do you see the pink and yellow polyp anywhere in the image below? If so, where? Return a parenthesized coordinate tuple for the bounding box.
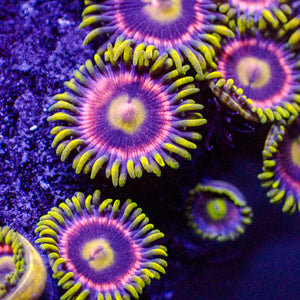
(116, 0, 204, 49)
(47, 41, 206, 187)
(219, 39, 293, 105)
(36, 190, 168, 300)
(80, 72, 172, 162)
(80, 0, 234, 77)
(59, 216, 143, 294)
(208, 36, 300, 123)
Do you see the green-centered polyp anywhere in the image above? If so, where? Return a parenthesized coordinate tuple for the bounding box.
(47, 40, 206, 187)
(0, 226, 46, 300)
(186, 180, 253, 242)
(258, 118, 300, 213)
(35, 190, 167, 300)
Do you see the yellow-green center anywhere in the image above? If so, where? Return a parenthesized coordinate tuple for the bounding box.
(236, 57, 271, 89)
(142, 0, 182, 23)
(81, 239, 114, 271)
(206, 198, 227, 221)
(108, 94, 146, 134)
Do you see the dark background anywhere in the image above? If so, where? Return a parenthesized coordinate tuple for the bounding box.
(1, 1, 300, 299)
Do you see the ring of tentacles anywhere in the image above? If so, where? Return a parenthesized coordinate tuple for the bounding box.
(186, 180, 253, 242)
(218, 0, 297, 31)
(258, 117, 300, 214)
(207, 27, 300, 123)
(79, 0, 235, 78)
(48, 40, 206, 187)
(36, 190, 167, 300)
